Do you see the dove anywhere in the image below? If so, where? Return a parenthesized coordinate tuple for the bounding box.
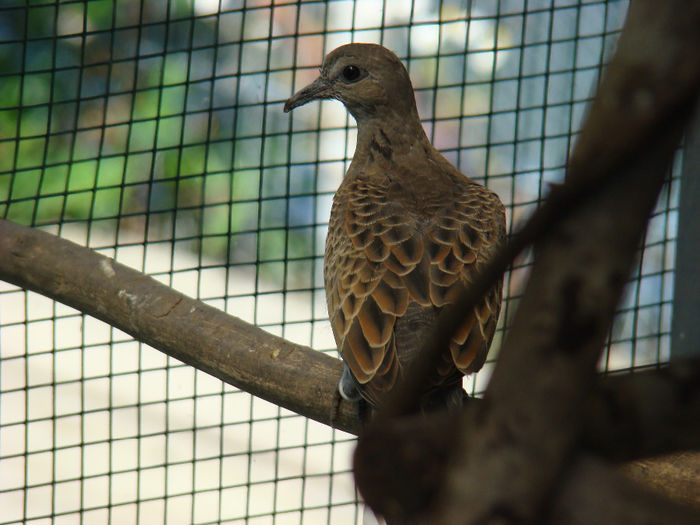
(285, 43, 505, 413)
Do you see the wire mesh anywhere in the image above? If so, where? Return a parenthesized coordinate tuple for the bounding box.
(0, 0, 680, 523)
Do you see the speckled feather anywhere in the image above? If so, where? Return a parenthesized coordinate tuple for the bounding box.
(325, 151, 504, 406)
(285, 43, 506, 409)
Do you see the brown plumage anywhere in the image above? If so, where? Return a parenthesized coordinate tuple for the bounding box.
(285, 43, 505, 411)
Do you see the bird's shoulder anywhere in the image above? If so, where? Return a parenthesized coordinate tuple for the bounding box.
(332, 156, 505, 239)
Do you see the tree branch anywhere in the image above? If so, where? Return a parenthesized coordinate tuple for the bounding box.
(354, 408, 700, 523)
(548, 455, 700, 525)
(620, 452, 700, 511)
(0, 219, 360, 436)
(583, 361, 700, 462)
(424, 1, 700, 523)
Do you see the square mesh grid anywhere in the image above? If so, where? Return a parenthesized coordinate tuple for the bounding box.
(0, 1, 680, 523)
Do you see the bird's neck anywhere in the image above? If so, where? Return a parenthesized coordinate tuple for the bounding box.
(354, 107, 431, 160)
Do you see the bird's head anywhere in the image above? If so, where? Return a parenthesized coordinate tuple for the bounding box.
(284, 43, 419, 123)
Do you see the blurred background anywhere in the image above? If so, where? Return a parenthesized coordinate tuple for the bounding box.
(0, 0, 684, 523)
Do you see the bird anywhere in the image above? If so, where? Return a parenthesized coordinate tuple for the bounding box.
(284, 43, 505, 414)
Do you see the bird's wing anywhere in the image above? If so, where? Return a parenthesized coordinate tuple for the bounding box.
(325, 175, 504, 405)
(427, 186, 504, 379)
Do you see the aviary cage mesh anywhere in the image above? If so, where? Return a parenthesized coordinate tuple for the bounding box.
(0, 1, 681, 523)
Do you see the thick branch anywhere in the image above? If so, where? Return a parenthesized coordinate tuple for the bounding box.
(549, 455, 699, 525)
(620, 452, 700, 511)
(426, 1, 700, 523)
(355, 361, 700, 521)
(354, 409, 700, 523)
(0, 218, 360, 436)
(583, 361, 700, 462)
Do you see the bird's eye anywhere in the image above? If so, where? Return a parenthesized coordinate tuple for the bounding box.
(341, 65, 362, 82)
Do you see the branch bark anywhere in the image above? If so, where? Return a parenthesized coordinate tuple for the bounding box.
(0, 219, 360, 436)
(620, 452, 700, 511)
(549, 455, 700, 525)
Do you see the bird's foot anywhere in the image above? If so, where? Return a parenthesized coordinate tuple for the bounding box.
(329, 386, 343, 429)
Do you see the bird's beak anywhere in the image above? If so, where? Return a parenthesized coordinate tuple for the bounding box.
(284, 76, 332, 113)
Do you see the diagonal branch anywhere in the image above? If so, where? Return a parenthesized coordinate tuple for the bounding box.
(0, 218, 360, 436)
(427, 1, 700, 523)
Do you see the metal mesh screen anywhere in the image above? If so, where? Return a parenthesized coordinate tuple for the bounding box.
(0, 1, 680, 523)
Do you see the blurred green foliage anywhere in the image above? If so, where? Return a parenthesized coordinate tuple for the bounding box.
(0, 0, 316, 283)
